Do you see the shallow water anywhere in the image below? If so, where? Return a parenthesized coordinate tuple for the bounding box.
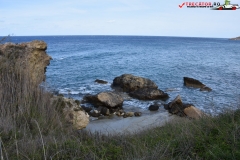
(9, 36, 240, 114)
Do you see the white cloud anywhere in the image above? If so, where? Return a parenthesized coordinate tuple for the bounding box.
(106, 20, 116, 23)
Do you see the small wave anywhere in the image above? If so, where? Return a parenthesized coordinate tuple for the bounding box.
(123, 99, 156, 109)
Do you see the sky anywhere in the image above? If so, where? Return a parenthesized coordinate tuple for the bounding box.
(0, 0, 240, 38)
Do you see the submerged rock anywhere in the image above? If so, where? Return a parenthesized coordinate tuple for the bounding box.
(200, 86, 212, 92)
(129, 88, 169, 100)
(183, 77, 212, 92)
(95, 79, 108, 84)
(112, 74, 158, 92)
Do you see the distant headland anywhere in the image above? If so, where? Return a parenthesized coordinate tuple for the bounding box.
(229, 36, 240, 40)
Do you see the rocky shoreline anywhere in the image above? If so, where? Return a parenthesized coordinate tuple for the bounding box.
(0, 40, 212, 133)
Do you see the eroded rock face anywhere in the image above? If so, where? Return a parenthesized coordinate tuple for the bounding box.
(84, 92, 124, 108)
(112, 74, 158, 92)
(0, 40, 52, 85)
(183, 77, 212, 92)
(129, 88, 169, 100)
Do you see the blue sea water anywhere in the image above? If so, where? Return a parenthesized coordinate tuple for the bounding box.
(9, 36, 240, 114)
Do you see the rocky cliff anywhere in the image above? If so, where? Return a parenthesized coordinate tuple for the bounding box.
(0, 40, 52, 85)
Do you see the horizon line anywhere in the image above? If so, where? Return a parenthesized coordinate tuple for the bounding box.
(0, 34, 231, 39)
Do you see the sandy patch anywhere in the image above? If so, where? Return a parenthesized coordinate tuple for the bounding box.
(83, 109, 177, 135)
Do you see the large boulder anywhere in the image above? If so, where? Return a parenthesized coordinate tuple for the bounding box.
(148, 104, 160, 111)
(129, 88, 169, 100)
(51, 96, 89, 130)
(183, 77, 212, 92)
(84, 91, 123, 108)
(165, 95, 185, 115)
(64, 109, 90, 130)
(112, 74, 158, 92)
(183, 106, 203, 119)
(164, 95, 203, 119)
(0, 40, 52, 85)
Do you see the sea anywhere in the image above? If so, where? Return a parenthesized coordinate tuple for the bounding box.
(7, 36, 240, 114)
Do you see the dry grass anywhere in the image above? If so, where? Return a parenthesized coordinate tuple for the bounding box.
(0, 49, 68, 159)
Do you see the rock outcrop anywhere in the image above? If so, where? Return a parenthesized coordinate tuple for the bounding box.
(84, 91, 124, 109)
(129, 88, 169, 100)
(0, 41, 52, 85)
(112, 74, 168, 100)
(112, 74, 158, 92)
(164, 95, 203, 119)
(183, 77, 212, 92)
(51, 96, 89, 129)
